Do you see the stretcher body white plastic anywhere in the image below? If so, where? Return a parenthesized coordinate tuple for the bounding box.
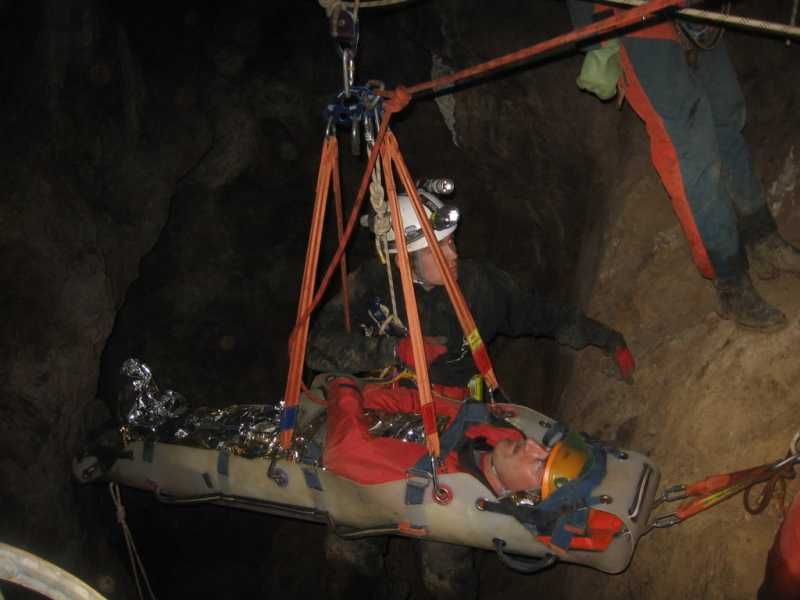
(103, 393, 659, 574)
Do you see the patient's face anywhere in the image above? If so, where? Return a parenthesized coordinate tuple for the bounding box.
(491, 438, 549, 493)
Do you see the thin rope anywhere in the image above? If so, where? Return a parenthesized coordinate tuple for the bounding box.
(109, 483, 157, 600)
(597, 0, 800, 39)
(379, 234, 406, 335)
(366, 150, 405, 333)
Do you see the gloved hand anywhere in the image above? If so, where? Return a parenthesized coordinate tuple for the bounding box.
(606, 330, 635, 382)
(396, 336, 448, 369)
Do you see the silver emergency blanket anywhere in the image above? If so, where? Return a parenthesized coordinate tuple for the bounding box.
(176, 404, 285, 458)
(118, 359, 189, 431)
(118, 359, 287, 459)
(365, 409, 450, 443)
(118, 359, 452, 463)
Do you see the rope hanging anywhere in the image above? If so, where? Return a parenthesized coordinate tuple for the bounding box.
(110, 483, 157, 600)
(367, 149, 405, 334)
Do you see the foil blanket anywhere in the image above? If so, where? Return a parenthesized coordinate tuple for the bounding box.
(117, 359, 442, 460)
(118, 358, 285, 459)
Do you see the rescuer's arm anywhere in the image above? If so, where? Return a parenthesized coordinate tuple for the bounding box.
(306, 267, 398, 373)
(485, 262, 635, 378)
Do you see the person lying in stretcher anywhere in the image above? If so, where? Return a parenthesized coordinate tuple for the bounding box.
(323, 376, 549, 496)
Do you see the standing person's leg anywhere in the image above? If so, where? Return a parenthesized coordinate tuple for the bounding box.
(696, 41, 762, 218)
(620, 36, 739, 278)
(699, 42, 800, 280)
(619, 35, 785, 330)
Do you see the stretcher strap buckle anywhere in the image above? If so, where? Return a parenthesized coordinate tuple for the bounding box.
(405, 468, 431, 505)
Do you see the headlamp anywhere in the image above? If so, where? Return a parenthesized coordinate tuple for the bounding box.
(403, 201, 459, 245)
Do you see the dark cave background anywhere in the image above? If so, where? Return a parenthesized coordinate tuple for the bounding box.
(1, 0, 796, 598)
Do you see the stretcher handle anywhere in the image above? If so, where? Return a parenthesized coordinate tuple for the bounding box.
(492, 538, 557, 574)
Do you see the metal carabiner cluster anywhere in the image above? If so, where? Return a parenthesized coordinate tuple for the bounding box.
(323, 85, 384, 155)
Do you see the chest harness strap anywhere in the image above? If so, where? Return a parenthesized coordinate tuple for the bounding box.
(405, 401, 490, 505)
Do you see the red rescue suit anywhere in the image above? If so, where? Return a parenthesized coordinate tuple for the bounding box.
(323, 377, 522, 485)
(759, 494, 800, 599)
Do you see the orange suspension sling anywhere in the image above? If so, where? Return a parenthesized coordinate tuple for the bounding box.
(279, 119, 498, 456)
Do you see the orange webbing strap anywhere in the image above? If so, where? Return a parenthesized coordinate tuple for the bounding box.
(280, 110, 397, 450)
(676, 463, 785, 521)
(331, 141, 351, 333)
(405, 0, 691, 97)
(294, 109, 394, 331)
(652, 457, 797, 529)
(280, 135, 338, 449)
(382, 144, 440, 458)
(369, 0, 690, 111)
(384, 132, 500, 392)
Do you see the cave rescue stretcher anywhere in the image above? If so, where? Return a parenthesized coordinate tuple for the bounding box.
(75, 365, 660, 575)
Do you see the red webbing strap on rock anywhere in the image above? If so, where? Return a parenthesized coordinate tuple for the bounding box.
(381, 142, 440, 457)
(280, 136, 337, 449)
(385, 132, 500, 392)
(676, 462, 791, 521)
(331, 142, 351, 333)
(405, 0, 692, 97)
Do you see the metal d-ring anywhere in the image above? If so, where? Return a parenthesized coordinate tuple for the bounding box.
(433, 483, 453, 505)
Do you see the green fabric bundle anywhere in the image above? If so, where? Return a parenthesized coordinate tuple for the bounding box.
(576, 39, 621, 101)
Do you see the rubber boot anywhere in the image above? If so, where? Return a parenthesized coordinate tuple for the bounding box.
(714, 272, 787, 332)
(739, 205, 800, 280)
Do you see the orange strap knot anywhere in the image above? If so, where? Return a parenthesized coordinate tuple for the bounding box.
(384, 86, 412, 114)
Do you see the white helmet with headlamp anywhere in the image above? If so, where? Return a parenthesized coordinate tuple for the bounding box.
(385, 190, 459, 254)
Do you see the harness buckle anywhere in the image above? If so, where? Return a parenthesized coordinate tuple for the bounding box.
(405, 467, 432, 505)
